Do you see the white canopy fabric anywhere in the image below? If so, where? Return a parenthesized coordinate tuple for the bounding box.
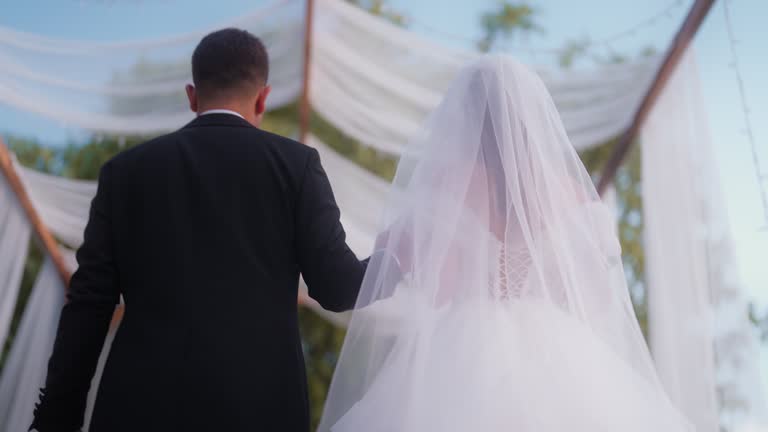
(0, 0, 658, 153)
(19, 167, 96, 249)
(309, 134, 386, 256)
(0, 0, 304, 135)
(310, 0, 660, 154)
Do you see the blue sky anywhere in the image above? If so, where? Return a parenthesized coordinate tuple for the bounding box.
(2, 0, 767, 398)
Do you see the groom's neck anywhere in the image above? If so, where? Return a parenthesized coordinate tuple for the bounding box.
(197, 103, 249, 119)
(196, 99, 257, 125)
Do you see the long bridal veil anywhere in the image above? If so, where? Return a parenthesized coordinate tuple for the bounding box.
(319, 55, 692, 431)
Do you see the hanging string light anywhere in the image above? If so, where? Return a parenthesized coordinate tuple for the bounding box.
(407, 0, 686, 57)
(722, 0, 768, 228)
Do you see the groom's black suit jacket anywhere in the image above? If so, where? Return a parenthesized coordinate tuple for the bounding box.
(30, 114, 368, 432)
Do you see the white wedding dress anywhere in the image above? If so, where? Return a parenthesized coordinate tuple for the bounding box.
(330, 204, 690, 432)
(319, 55, 694, 432)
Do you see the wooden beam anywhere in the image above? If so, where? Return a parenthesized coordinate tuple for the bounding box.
(596, 0, 716, 195)
(0, 137, 72, 288)
(297, 0, 316, 305)
(298, 0, 315, 144)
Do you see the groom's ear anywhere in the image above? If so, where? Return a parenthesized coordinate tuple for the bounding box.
(255, 85, 271, 117)
(186, 84, 199, 113)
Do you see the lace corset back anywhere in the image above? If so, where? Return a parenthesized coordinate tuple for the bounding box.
(490, 240, 532, 301)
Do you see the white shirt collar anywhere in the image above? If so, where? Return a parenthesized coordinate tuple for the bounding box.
(199, 109, 245, 120)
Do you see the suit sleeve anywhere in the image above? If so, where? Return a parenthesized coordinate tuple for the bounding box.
(295, 149, 368, 312)
(30, 163, 121, 432)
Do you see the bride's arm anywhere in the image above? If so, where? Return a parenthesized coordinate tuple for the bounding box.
(591, 202, 622, 265)
(354, 215, 414, 308)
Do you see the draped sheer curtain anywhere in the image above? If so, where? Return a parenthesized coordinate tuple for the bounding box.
(642, 48, 765, 431)
(0, 173, 31, 351)
(311, 0, 660, 155)
(19, 166, 96, 249)
(0, 253, 69, 432)
(0, 236, 119, 432)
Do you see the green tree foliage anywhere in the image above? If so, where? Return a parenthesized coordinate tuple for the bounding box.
(749, 304, 768, 342)
(557, 45, 660, 336)
(558, 37, 655, 70)
(580, 142, 648, 334)
(477, 2, 540, 52)
(346, 0, 408, 27)
(557, 37, 592, 69)
(299, 309, 347, 427)
(109, 59, 188, 117)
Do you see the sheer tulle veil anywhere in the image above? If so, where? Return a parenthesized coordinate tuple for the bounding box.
(318, 55, 691, 431)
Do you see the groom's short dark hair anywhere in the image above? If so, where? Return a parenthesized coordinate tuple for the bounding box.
(192, 28, 269, 100)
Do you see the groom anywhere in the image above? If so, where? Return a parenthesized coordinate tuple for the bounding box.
(31, 29, 368, 432)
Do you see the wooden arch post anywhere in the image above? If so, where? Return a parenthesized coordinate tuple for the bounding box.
(596, 0, 716, 195)
(0, 137, 72, 287)
(297, 0, 316, 307)
(298, 0, 315, 144)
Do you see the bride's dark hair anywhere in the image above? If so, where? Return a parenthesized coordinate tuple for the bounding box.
(477, 107, 509, 239)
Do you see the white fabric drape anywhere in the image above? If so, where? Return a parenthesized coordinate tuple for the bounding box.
(601, 186, 619, 229)
(0, 172, 31, 351)
(651, 49, 765, 429)
(309, 134, 386, 256)
(0, 243, 124, 432)
(311, 0, 660, 155)
(0, 252, 69, 432)
(0, 0, 304, 135)
(19, 166, 96, 249)
(642, 49, 730, 432)
(1, 0, 657, 151)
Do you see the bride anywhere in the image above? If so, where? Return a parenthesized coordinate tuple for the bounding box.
(318, 55, 694, 432)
